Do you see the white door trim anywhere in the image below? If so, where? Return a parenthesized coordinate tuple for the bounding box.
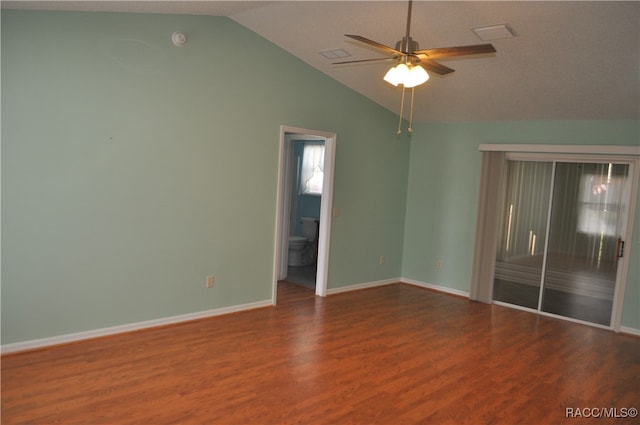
(272, 126, 336, 303)
(480, 144, 640, 156)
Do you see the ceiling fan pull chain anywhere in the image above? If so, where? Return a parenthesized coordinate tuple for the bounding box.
(397, 86, 406, 135)
(408, 86, 415, 134)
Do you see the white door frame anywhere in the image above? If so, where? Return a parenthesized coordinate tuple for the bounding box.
(272, 125, 336, 303)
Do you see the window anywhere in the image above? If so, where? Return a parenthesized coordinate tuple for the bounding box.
(578, 166, 627, 237)
(300, 143, 324, 195)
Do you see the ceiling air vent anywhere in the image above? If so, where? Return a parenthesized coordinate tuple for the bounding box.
(319, 49, 351, 60)
(472, 24, 516, 41)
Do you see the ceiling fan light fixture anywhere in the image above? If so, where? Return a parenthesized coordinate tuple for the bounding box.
(341, 0, 496, 134)
(383, 63, 407, 86)
(383, 63, 429, 88)
(405, 64, 429, 88)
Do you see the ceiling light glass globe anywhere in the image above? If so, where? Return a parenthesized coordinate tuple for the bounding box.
(383, 66, 401, 86)
(404, 65, 429, 88)
(383, 63, 410, 86)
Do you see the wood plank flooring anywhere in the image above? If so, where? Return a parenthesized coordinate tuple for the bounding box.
(2, 283, 639, 424)
(276, 280, 315, 304)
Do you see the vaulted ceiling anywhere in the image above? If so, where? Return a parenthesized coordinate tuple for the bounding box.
(3, 1, 639, 123)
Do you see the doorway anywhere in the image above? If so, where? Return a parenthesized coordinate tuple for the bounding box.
(492, 156, 635, 327)
(272, 126, 336, 304)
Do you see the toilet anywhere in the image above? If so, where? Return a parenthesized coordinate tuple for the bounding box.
(288, 217, 319, 267)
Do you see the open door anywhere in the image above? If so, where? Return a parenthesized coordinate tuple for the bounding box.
(272, 126, 336, 303)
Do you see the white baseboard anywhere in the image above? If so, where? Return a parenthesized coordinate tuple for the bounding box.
(400, 278, 639, 336)
(5, 282, 634, 354)
(620, 326, 640, 337)
(1, 299, 273, 355)
(401, 277, 470, 298)
(326, 278, 398, 295)
(325, 277, 470, 299)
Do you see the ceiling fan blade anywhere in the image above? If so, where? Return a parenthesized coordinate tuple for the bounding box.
(419, 59, 455, 75)
(333, 57, 396, 65)
(414, 44, 496, 59)
(345, 34, 403, 56)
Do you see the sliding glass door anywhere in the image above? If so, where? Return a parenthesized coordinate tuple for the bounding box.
(493, 159, 632, 326)
(493, 161, 553, 310)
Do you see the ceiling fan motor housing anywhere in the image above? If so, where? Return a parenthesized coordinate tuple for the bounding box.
(395, 36, 419, 54)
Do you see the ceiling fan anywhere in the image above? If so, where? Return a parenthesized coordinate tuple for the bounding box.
(335, 0, 496, 133)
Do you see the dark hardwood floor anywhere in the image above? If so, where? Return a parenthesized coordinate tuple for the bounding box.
(2, 283, 639, 424)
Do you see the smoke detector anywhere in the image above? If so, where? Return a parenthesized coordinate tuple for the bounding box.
(172, 31, 186, 47)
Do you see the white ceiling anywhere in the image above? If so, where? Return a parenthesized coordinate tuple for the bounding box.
(3, 1, 639, 123)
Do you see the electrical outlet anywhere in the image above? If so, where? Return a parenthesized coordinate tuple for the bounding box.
(206, 275, 214, 288)
(379, 256, 385, 265)
(437, 259, 443, 270)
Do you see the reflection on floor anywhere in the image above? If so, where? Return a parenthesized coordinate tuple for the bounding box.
(493, 255, 616, 326)
(493, 280, 612, 326)
(286, 265, 316, 289)
(542, 287, 612, 325)
(493, 279, 539, 310)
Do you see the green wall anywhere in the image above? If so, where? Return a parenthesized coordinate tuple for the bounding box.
(2, 10, 638, 346)
(1, 11, 410, 344)
(403, 120, 640, 330)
